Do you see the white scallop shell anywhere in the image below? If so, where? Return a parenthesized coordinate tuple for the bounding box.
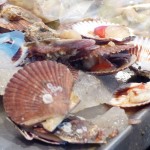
(129, 36, 150, 78)
(108, 82, 150, 107)
(72, 20, 134, 42)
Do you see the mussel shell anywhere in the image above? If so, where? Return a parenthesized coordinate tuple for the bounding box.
(3, 61, 74, 126)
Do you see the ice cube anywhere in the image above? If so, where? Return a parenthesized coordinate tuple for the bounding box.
(0, 51, 14, 68)
(72, 72, 118, 113)
(89, 107, 128, 138)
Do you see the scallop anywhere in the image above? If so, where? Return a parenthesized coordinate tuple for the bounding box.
(54, 115, 105, 144)
(108, 82, 150, 107)
(129, 36, 150, 78)
(72, 20, 134, 43)
(3, 61, 74, 126)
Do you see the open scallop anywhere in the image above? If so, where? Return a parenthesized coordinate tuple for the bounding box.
(108, 82, 150, 107)
(72, 20, 134, 44)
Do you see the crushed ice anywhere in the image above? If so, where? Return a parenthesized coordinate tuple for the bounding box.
(72, 72, 116, 113)
(89, 107, 128, 138)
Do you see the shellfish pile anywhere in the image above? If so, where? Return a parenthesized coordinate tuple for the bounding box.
(0, 1, 150, 146)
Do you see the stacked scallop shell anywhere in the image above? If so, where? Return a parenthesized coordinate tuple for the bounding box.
(3, 60, 106, 144)
(69, 20, 137, 75)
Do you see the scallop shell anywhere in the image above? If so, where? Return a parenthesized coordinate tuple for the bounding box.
(54, 115, 105, 144)
(8, 115, 106, 144)
(8, 118, 63, 145)
(129, 36, 150, 78)
(88, 54, 137, 75)
(108, 82, 150, 107)
(0, 19, 31, 31)
(70, 52, 137, 75)
(0, 30, 28, 66)
(1, 4, 42, 23)
(3, 61, 74, 126)
(72, 20, 134, 43)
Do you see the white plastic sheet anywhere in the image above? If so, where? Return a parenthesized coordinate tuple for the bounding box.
(8, 0, 100, 22)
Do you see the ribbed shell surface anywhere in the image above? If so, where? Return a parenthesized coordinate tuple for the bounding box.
(3, 61, 74, 126)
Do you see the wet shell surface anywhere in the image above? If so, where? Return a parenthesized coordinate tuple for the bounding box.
(8, 118, 63, 145)
(129, 36, 150, 78)
(54, 115, 105, 144)
(86, 54, 137, 75)
(70, 50, 137, 75)
(72, 20, 134, 43)
(9, 115, 105, 144)
(108, 82, 150, 107)
(3, 61, 74, 126)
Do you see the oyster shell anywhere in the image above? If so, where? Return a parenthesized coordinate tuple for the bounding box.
(108, 82, 150, 107)
(72, 20, 134, 43)
(3, 61, 74, 126)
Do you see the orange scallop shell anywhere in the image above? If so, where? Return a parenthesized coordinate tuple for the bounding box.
(3, 61, 74, 126)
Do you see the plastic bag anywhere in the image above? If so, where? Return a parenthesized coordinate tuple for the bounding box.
(8, 0, 99, 23)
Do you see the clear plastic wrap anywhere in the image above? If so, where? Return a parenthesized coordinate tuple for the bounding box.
(8, 0, 100, 23)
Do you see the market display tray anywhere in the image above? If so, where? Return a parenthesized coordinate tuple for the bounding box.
(1, 74, 150, 150)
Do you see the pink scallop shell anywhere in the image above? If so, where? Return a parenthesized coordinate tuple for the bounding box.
(129, 36, 150, 78)
(129, 36, 150, 62)
(3, 61, 74, 126)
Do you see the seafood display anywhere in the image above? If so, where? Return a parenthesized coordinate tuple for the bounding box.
(0, 0, 150, 148)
